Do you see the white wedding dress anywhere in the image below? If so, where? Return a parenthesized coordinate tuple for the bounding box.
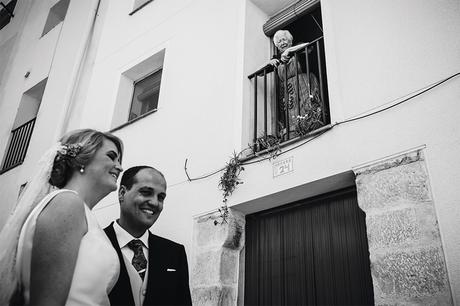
(16, 189, 120, 306)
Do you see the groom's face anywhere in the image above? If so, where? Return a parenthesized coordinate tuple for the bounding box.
(119, 169, 167, 236)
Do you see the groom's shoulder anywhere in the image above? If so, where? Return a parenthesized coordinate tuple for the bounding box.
(150, 232, 184, 249)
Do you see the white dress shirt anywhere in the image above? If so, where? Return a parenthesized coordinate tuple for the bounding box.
(113, 221, 149, 306)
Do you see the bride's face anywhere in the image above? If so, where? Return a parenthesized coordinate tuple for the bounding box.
(84, 138, 123, 195)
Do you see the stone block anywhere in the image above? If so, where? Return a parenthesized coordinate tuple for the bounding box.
(195, 209, 245, 250)
(220, 248, 238, 285)
(195, 215, 228, 248)
(367, 208, 420, 249)
(192, 285, 237, 306)
(355, 150, 422, 176)
(192, 250, 222, 285)
(372, 248, 449, 298)
(223, 210, 245, 250)
(414, 203, 442, 243)
(192, 248, 239, 286)
(356, 162, 430, 211)
(375, 295, 453, 306)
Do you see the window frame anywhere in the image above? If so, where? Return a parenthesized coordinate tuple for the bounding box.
(247, 1, 330, 154)
(41, 0, 70, 37)
(126, 67, 163, 123)
(110, 49, 166, 133)
(0, 0, 17, 31)
(129, 0, 155, 16)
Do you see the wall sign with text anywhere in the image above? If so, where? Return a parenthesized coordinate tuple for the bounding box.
(272, 157, 294, 178)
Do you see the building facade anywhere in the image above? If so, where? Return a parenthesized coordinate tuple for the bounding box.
(0, 0, 459, 305)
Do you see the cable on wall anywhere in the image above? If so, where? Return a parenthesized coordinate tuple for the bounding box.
(94, 71, 460, 212)
(184, 71, 460, 180)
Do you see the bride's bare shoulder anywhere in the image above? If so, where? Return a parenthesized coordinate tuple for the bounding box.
(38, 191, 86, 228)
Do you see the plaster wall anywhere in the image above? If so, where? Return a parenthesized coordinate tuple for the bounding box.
(76, 0, 249, 257)
(0, 0, 59, 228)
(0, 0, 103, 228)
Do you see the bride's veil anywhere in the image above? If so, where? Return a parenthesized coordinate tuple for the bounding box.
(0, 142, 62, 304)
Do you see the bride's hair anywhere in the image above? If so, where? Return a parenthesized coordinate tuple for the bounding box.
(49, 129, 123, 188)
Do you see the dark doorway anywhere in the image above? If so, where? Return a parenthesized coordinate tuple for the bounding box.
(245, 187, 374, 305)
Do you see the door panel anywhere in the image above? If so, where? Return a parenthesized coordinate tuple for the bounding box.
(245, 187, 374, 305)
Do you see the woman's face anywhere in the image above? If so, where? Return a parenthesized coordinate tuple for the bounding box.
(275, 34, 292, 53)
(84, 138, 123, 195)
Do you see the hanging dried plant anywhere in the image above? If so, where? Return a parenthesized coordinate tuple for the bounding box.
(213, 205, 229, 225)
(214, 152, 245, 225)
(218, 151, 245, 204)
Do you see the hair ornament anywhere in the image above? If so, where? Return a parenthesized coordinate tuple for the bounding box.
(58, 143, 83, 158)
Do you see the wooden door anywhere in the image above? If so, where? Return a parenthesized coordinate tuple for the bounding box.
(245, 187, 374, 305)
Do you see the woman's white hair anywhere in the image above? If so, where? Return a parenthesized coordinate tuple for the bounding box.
(273, 30, 293, 47)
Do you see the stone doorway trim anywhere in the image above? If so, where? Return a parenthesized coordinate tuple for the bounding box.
(353, 148, 453, 305)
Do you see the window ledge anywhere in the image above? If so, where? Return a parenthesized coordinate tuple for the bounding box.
(110, 108, 157, 133)
(129, 0, 155, 16)
(241, 123, 334, 163)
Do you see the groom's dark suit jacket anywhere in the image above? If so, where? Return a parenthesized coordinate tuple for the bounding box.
(104, 222, 192, 306)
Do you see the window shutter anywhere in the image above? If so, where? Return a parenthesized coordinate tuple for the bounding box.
(263, 0, 319, 37)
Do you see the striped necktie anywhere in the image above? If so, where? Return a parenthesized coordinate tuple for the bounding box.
(127, 239, 147, 280)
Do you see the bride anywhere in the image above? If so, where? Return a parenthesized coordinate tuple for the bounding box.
(0, 129, 123, 305)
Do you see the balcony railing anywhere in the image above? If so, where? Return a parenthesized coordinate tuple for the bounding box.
(0, 0, 17, 31)
(248, 36, 329, 151)
(1, 118, 36, 173)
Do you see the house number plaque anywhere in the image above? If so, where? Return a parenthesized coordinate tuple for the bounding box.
(273, 157, 294, 178)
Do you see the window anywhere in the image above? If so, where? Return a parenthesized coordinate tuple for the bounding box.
(129, 69, 162, 121)
(111, 49, 165, 130)
(1, 79, 47, 173)
(248, 1, 330, 151)
(130, 0, 155, 15)
(0, 0, 17, 31)
(41, 0, 70, 37)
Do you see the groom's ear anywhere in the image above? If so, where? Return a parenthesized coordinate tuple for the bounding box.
(118, 185, 126, 202)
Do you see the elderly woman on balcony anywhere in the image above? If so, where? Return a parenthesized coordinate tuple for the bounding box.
(269, 30, 324, 138)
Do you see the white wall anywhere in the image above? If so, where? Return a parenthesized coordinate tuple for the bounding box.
(0, 0, 102, 228)
(1, 0, 459, 301)
(77, 0, 249, 257)
(238, 0, 460, 301)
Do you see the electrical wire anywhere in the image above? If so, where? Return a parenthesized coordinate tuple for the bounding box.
(94, 71, 460, 212)
(338, 71, 460, 125)
(182, 71, 460, 183)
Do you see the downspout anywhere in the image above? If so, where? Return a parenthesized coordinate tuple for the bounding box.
(53, 0, 102, 139)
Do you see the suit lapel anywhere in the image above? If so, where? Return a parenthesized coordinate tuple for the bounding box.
(105, 222, 135, 306)
(144, 232, 163, 305)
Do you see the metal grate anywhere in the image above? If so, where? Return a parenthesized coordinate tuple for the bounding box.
(1, 118, 36, 173)
(248, 37, 329, 150)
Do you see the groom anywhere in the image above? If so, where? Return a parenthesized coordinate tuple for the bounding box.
(104, 166, 192, 306)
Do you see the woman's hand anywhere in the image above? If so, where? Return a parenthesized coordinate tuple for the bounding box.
(269, 58, 281, 67)
(281, 49, 293, 63)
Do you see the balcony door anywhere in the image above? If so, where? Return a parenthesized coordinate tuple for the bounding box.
(245, 187, 374, 305)
(1, 79, 47, 173)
